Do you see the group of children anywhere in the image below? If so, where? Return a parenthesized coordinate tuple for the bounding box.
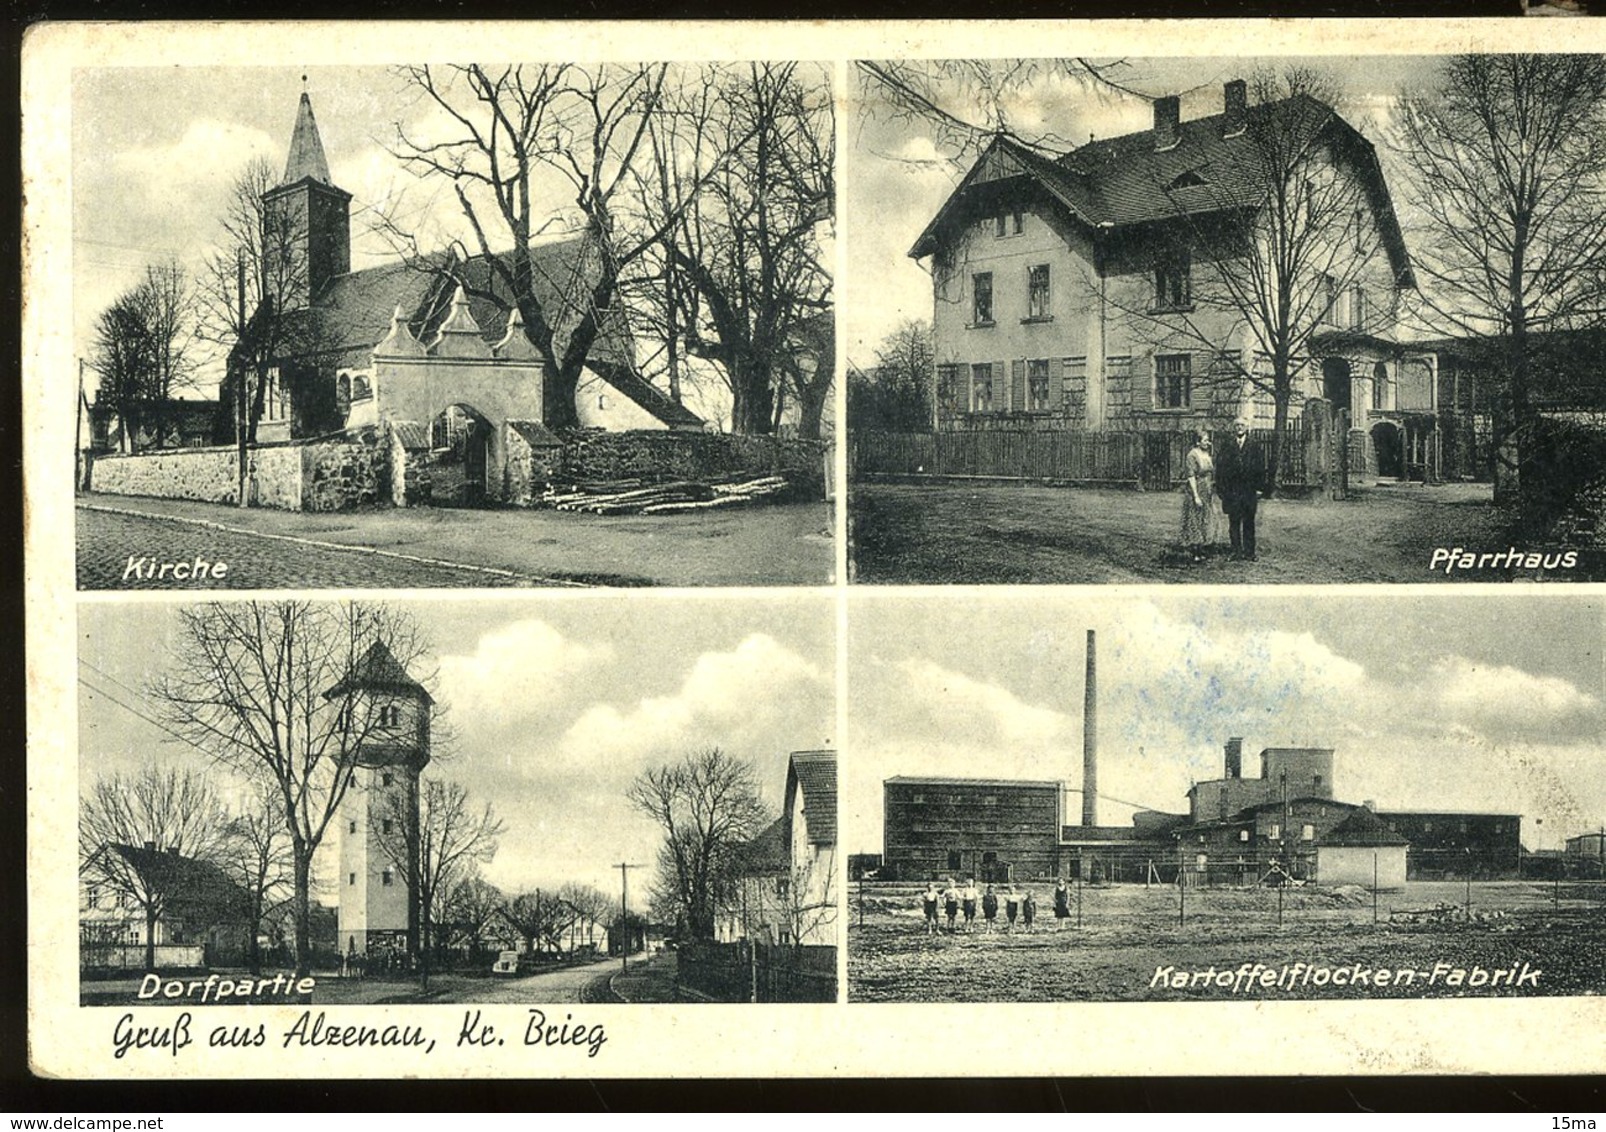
(920, 878, 1076, 935)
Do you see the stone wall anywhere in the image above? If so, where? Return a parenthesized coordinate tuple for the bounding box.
(299, 436, 387, 512)
(503, 424, 563, 507)
(92, 447, 241, 505)
(249, 446, 305, 511)
(562, 430, 828, 495)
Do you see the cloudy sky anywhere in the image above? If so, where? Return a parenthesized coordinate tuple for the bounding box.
(77, 595, 835, 905)
(844, 55, 1435, 365)
(845, 592, 1605, 854)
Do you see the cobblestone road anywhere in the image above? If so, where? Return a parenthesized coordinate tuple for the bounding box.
(78, 508, 536, 589)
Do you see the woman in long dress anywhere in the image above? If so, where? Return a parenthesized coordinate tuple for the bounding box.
(1181, 429, 1216, 562)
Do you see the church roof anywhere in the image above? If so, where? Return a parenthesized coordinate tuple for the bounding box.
(323, 642, 433, 704)
(281, 92, 336, 188)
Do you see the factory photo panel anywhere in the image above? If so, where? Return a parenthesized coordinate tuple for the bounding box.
(844, 56, 1606, 584)
(844, 591, 1606, 1002)
(76, 593, 839, 1009)
(73, 63, 836, 590)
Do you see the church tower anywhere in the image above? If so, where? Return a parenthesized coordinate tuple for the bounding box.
(262, 90, 352, 311)
(326, 642, 432, 959)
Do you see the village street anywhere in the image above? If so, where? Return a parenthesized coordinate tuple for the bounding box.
(308, 957, 622, 1006)
(77, 495, 836, 589)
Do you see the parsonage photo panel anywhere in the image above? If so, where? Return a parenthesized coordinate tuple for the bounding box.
(75, 594, 838, 1011)
(845, 591, 1606, 1002)
(72, 62, 835, 590)
(845, 56, 1606, 584)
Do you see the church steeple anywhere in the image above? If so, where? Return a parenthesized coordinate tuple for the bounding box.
(281, 91, 334, 187)
(262, 87, 353, 311)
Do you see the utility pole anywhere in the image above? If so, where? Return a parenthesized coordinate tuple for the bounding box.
(1372, 852, 1379, 925)
(615, 862, 642, 973)
(236, 251, 249, 509)
(75, 357, 87, 494)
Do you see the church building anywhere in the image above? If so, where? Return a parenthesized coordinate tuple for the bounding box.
(244, 91, 703, 505)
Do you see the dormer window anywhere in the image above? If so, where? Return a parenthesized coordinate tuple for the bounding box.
(1167, 169, 1208, 191)
(993, 209, 1023, 238)
(379, 703, 400, 728)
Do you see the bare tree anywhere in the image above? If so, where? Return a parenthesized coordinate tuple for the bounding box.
(79, 766, 234, 971)
(219, 783, 295, 975)
(849, 318, 934, 432)
(373, 776, 503, 983)
(557, 883, 613, 954)
(1398, 54, 1606, 487)
(153, 601, 432, 975)
(89, 262, 198, 453)
(501, 889, 572, 957)
(1097, 68, 1400, 482)
(442, 872, 505, 958)
(386, 64, 680, 431)
(641, 63, 835, 436)
(627, 747, 771, 941)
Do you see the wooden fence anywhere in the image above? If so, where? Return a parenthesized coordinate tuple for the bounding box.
(852, 424, 1311, 491)
(677, 941, 836, 1003)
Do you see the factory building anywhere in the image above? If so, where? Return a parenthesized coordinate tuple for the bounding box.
(879, 629, 1522, 888)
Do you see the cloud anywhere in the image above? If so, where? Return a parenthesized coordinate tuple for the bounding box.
(437, 618, 614, 725)
(550, 633, 831, 783)
(111, 118, 279, 219)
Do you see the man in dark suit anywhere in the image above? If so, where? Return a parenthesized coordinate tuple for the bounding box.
(1214, 418, 1268, 560)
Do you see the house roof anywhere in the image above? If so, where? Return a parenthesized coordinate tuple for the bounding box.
(737, 817, 788, 874)
(323, 641, 433, 704)
(92, 843, 251, 924)
(1323, 807, 1411, 847)
(911, 94, 1414, 287)
(885, 775, 1061, 790)
(508, 419, 563, 449)
(788, 750, 837, 847)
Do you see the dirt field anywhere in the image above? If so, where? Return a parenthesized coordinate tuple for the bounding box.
(847, 880, 1606, 1001)
(849, 479, 1603, 584)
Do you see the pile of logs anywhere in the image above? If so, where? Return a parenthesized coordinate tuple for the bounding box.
(548, 475, 790, 516)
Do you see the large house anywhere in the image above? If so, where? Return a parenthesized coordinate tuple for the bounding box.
(911, 79, 1442, 482)
(79, 841, 252, 971)
(240, 92, 702, 504)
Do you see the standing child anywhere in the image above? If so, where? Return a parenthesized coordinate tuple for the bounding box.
(922, 882, 940, 936)
(1053, 878, 1071, 932)
(943, 879, 960, 933)
(1004, 886, 1020, 933)
(1021, 889, 1037, 933)
(961, 878, 979, 933)
(981, 884, 999, 933)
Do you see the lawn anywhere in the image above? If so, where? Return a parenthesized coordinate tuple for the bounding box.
(848, 880, 1606, 1001)
(849, 478, 1601, 584)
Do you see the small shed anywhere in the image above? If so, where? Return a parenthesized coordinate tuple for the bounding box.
(1314, 808, 1408, 890)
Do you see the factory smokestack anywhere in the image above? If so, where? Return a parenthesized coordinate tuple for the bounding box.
(1224, 737, 1243, 780)
(1082, 629, 1098, 827)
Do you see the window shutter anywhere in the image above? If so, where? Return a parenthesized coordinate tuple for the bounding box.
(996, 359, 1007, 411)
(1011, 360, 1026, 413)
(1130, 354, 1153, 412)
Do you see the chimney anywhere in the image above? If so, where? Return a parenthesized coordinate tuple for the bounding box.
(1153, 95, 1181, 152)
(1223, 79, 1247, 138)
(1224, 737, 1243, 780)
(1082, 630, 1098, 827)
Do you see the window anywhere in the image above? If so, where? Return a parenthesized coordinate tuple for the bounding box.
(1349, 285, 1367, 330)
(381, 869, 394, 887)
(1168, 169, 1208, 190)
(1153, 253, 1191, 310)
(983, 795, 998, 806)
(1301, 824, 1315, 841)
(947, 850, 963, 870)
(382, 819, 394, 835)
(1371, 362, 1390, 410)
(1026, 265, 1051, 320)
(348, 872, 357, 887)
(1321, 274, 1339, 326)
(1238, 829, 1250, 842)
(994, 210, 1022, 237)
(1155, 354, 1192, 410)
(972, 273, 994, 326)
(379, 703, 400, 727)
(348, 820, 357, 834)
(1028, 359, 1052, 411)
(971, 363, 994, 413)
(936, 365, 960, 415)
(1270, 824, 1282, 841)
(381, 772, 394, 787)
(1313, 774, 1323, 787)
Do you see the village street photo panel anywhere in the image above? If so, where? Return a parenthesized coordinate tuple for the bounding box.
(845, 56, 1606, 584)
(71, 593, 839, 1023)
(845, 590, 1606, 1002)
(72, 62, 836, 590)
